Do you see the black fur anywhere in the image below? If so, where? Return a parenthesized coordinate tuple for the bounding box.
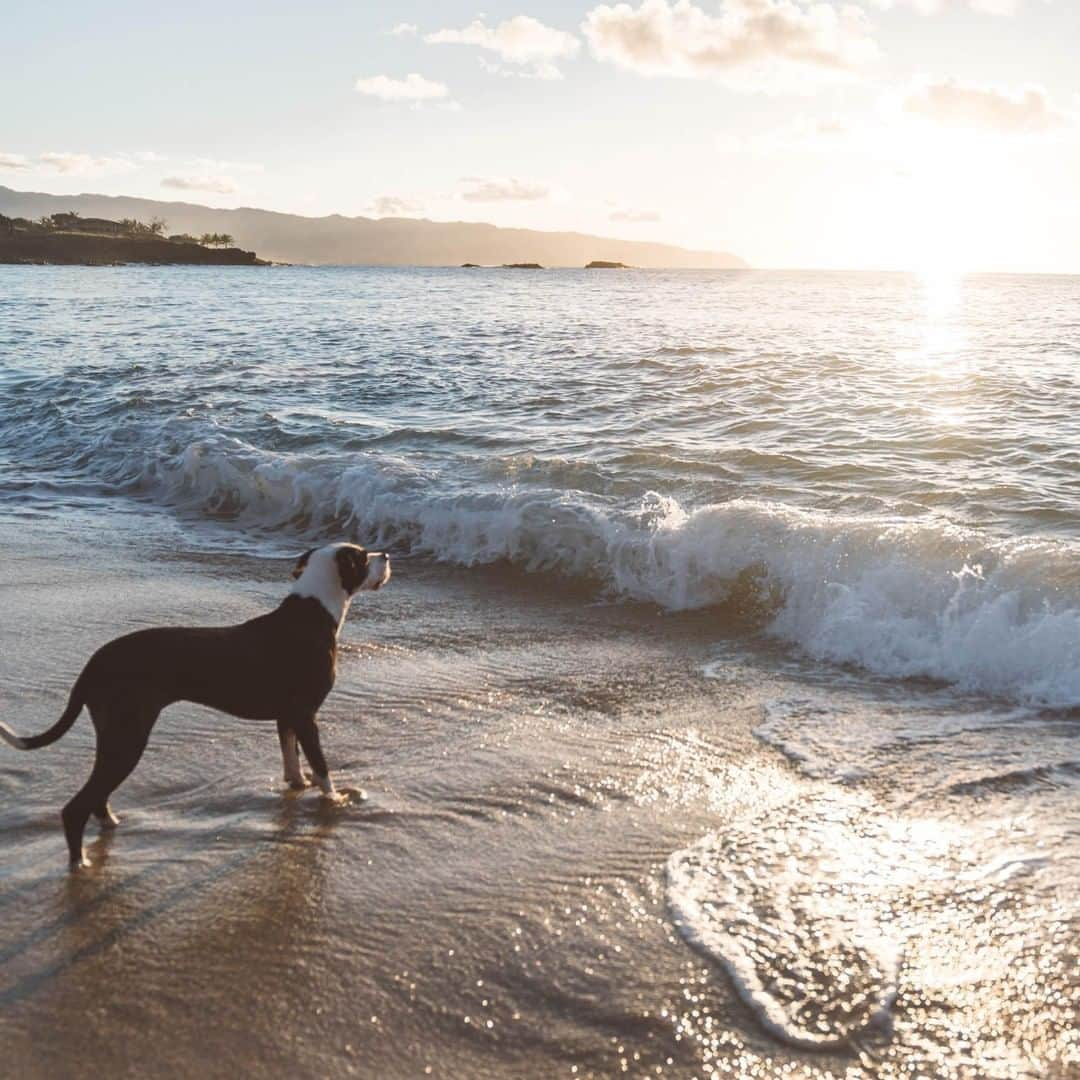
(2, 543, 388, 868)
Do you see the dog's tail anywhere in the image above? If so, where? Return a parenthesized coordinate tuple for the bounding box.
(0, 676, 86, 751)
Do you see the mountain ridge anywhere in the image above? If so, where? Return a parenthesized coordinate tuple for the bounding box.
(0, 185, 746, 269)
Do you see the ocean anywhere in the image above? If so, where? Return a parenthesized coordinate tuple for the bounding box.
(0, 265, 1076, 1078)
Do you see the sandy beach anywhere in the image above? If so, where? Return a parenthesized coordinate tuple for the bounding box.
(2, 500, 1074, 1079)
(0, 507, 764, 1078)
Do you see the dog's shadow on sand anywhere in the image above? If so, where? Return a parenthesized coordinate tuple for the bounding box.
(0, 788, 371, 1011)
(73, 780, 376, 875)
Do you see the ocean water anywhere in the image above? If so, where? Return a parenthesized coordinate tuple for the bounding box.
(0, 265, 1076, 1077)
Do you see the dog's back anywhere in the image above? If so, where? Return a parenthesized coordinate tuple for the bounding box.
(82, 595, 339, 720)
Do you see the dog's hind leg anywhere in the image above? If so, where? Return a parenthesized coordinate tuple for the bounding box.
(276, 718, 308, 789)
(62, 706, 156, 869)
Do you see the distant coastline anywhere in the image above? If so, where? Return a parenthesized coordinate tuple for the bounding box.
(0, 212, 263, 266)
(0, 185, 746, 270)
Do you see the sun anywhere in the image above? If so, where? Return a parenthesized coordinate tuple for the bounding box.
(875, 121, 1013, 276)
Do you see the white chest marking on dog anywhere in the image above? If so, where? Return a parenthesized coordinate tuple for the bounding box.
(290, 546, 352, 629)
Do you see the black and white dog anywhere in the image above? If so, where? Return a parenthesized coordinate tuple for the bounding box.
(0, 542, 391, 869)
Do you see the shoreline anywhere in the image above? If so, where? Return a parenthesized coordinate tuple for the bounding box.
(1, 505, 1073, 1078)
(0, 508, 773, 1077)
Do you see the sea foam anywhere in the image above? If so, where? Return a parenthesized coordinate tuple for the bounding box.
(119, 437, 1080, 708)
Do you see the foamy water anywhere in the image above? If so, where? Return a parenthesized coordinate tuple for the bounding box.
(1, 265, 1076, 1071)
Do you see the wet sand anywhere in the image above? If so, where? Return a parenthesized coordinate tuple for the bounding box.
(1, 508, 1075, 1078)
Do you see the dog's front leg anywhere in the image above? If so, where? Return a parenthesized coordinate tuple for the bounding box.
(276, 719, 308, 789)
(292, 715, 338, 799)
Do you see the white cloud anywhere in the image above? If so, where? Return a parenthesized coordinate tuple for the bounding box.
(389, 22, 418, 36)
(354, 72, 450, 102)
(902, 77, 1068, 134)
(459, 176, 550, 202)
(162, 175, 240, 194)
(426, 16, 580, 78)
(609, 207, 662, 221)
(0, 149, 167, 175)
(582, 0, 879, 93)
(369, 195, 425, 216)
(37, 151, 137, 175)
(867, 0, 1020, 14)
(188, 157, 263, 174)
(718, 112, 858, 151)
(477, 55, 567, 81)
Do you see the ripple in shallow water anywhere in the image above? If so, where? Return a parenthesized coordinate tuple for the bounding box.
(666, 790, 1072, 1073)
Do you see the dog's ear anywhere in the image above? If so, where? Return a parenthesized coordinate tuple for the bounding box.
(334, 546, 369, 594)
(291, 548, 316, 580)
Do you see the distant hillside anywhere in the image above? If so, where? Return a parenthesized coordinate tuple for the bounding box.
(0, 211, 262, 266)
(0, 186, 746, 269)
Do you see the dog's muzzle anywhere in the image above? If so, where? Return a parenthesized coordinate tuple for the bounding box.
(366, 553, 391, 591)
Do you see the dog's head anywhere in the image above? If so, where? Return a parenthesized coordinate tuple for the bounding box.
(290, 543, 392, 623)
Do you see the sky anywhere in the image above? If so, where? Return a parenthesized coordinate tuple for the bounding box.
(2, 0, 1078, 272)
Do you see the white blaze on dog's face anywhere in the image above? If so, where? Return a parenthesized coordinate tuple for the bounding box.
(289, 543, 391, 628)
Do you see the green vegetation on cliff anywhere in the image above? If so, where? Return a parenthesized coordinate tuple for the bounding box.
(0, 211, 262, 266)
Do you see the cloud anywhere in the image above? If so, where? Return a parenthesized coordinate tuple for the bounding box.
(581, 0, 879, 92)
(354, 72, 450, 102)
(718, 112, 858, 151)
(37, 151, 137, 175)
(161, 175, 239, 194)
(867, 0, 1019, 14)
(458, 176, 550, 202)
(0, 149, 167, 175)
(477, 55, 567, 81)
(389, 22, 418, 36)
(369, 195, 425, 216)
(188, 157, 263, 174)
(902, 77, 1068, 134)
(609, 207, 662, 221)
(426, 16, 580, 78)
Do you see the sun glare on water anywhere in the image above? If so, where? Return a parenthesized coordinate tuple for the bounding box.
(894, 265, 969, 383)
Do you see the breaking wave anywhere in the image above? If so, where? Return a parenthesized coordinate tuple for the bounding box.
(104, 435, 1080, 709)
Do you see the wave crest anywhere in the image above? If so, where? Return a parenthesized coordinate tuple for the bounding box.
(114, 436, 1080, 708)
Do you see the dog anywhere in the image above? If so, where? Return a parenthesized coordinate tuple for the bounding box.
(0, 542, 391, 869)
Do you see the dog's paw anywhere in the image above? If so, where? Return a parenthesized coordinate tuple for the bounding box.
(321, 786, 367, 806)
(69, 854, 91, 872)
